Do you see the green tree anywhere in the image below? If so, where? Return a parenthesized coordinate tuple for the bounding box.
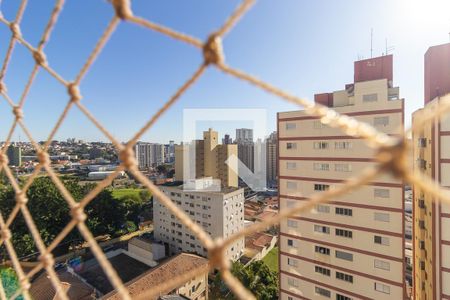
(210, 261, 278, 300)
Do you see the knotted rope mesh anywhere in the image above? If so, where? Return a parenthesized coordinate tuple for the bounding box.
(0, 0, 449, 299)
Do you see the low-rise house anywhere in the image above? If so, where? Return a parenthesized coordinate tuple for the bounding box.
(103, 253, 209, 300)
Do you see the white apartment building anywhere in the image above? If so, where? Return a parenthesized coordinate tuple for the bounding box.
(153, 178, 245, 261)
(135, 142, 165, 169)
(278, 55, 405, 300)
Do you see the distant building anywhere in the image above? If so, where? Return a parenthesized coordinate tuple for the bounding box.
(153, 178, 244, 261)
(164, 141, 175, 163)
(104, 253, 209, 300)
(235, 128, 253, 143)
(175, 128, 238, 187)
(412, 42, 450, 300)
(6, 144, 21, 166)
(265, 131, 277, 187)
(237, 142, 254, 172)
(135, 142, 165, 169)
(222, 134, 232, 145)
(278, 55, 405, 299)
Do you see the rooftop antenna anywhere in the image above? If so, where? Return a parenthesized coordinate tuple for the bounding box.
(370, 28, 373, 58)
(385, 38, 395, 56)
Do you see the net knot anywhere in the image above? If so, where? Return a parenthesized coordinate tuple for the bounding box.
(71, 204, 87, 223)
(12, 106, 23, 120)
(208, 241, 230, 270)
(19, 278, 31, 291)
(376, 139, 408, 178)
(203, 33, 224, 65)
(119, 147, 137, 169)
(39, 252, 55, 268)
(68, 83, 82, 102)
(0, 153, 8, 166)
(1, 228, 11, 241)
(15, 192, 28, 205)
(9, 22, 21, 39)
(37, 151, 50, 166)
(0, 81, 6, 94)
(33, 50, 47, 66)
(111, 0, 133, 19)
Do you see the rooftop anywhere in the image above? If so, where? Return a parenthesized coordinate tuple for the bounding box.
(104, 253, 209, 300)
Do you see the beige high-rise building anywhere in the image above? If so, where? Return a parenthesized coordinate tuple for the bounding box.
(278, 55, 405, 300)
(175, 128, 238, 187)
(412, 42, 450, 300)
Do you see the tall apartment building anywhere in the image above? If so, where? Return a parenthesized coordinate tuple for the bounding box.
(235, 128, 253, 143)
(412, 42, 450, 300)
(153, 178, 245, 261)
(266, 131, 277, 188)
(175, 128, 238, 187)
(6, 144, 21, 167)
(135, 142, 165, 169)
(278, 55, 405, 300)
(222, 134, 233, 145)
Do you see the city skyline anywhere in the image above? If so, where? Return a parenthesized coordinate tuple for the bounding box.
(1, 1, 450, 143)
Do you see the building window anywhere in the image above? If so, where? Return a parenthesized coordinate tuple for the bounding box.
(287, 239, 297, 248)
(418, 138, 427, 148)
(335, 163, 352, 172)
(288, 278, 299, 287)
(335, 141, 352, 149)
(314, 141, 329, 149)
(314, 184, 330, 191)
(374, 116, 389, 127)
(316, 205, 330, 213)
(336, 228, 353, 238)
(419, 220, 426, 229)
(374, 212, 390, 222)
(288, 258, 298, 267)
(336, 271, 353, 283)
(363, 93, 378, 102)
(374, 188, 390, 198)
(287, 181, 298, 189)
(313, 120, 325, 129)
(315, 246, 330, 255)
(336, 294, 352, 300)
(287, 219, 298, 228)
(374, 282, 390, 294)
(287, 142, 297, 150)
(314, 225, 330, 234)
(419, 240, 425, 249)
(374, 259, 390, 271)
(315, 266, 331, 276)
(315, 286, 331, 298)
(287, 162, 297, 170)
(374, 235, 390, 246)
(314, 163, 330, 171)
(286, 123, 297, 130)
(416, 158, 427, 170)
(335, 250, 353, 262)
(335, 207, 352, 216)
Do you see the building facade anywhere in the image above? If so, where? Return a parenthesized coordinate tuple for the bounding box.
(235, 128, 253, 143)
(135, 142, 165, 169)
(278, 55, 405, 300)
(175, 128, 238, 187)
(153, 178, 244, 261)
(222, 134, 233, 145)
(412, 42, 450, 300)
(266, 131, 277, 188)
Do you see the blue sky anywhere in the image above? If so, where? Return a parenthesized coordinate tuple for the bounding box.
(1, 0, 450, 143)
